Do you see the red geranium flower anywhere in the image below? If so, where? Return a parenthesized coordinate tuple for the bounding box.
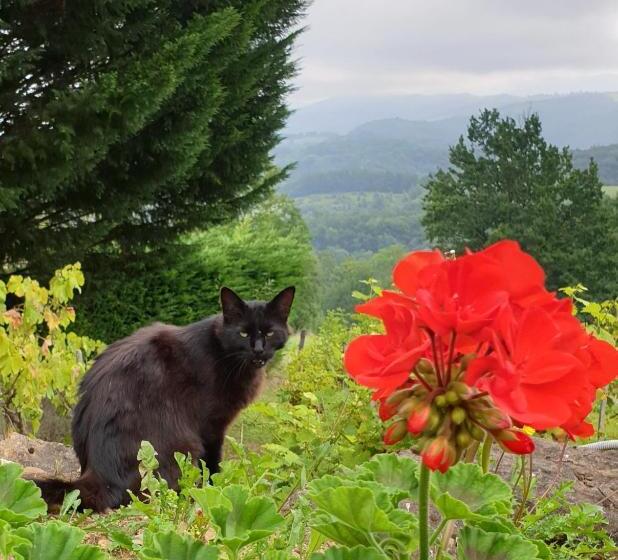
(344, 292, 429, 394)
(465, 307, 586, 430)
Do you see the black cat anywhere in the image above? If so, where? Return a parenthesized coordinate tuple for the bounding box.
(33, 286, 294, 512)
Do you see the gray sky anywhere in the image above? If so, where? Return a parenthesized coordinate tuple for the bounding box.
(290, 0, 618, 107)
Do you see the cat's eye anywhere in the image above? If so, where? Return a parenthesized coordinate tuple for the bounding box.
(266, 331, 274, 337)
(239, 331, 249, 338)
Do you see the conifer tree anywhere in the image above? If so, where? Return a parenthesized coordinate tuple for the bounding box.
(0, 0, 306, 275)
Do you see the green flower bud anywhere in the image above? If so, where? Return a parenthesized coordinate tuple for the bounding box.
(456, 429, 472, 448)
(385, 388, 415, 407)
(427, 409, 442, 432)
(397, 397, 418, 417)
(416, 358, 434, 375)
(434, 394, 448, 408)
(445, 390, 459, 405)
(451, 406, 467, 425)
(470, 423, 486, 441)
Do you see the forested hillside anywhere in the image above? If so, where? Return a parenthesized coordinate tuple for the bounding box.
(574, 144, 618, 185)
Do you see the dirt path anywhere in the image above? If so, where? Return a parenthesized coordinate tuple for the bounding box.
(1, 432, 616, 536)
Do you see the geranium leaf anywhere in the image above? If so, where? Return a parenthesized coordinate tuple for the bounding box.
(357, 453, 419, 498)
(198, 484, 283, 555)
(457, 526, 541, 560)
(0, 463, 47, 526)
(14, 521, 106, 560)
(0, 519, 30, 560)
(310, 545, 389, 559)
(430, 463, 512, 521)
(140, 530, 218, 560)
(308, 486, 417, 554)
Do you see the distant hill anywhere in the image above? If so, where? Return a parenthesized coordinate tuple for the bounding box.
(286, 92, 618, 149)
(276, 93, 618, 197)
(573, 144, 618, 185)
(286, 93, 524, 135)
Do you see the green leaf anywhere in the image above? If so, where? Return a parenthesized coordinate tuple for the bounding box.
(310, 545, 389, 559)
(430, 462, 512, 522)
(308, 486, 417, 554)
(198, 485, 284, 555)
(140, 530, 218, 560)
(190, 486, 232, 512)
(357, 454, 419, 498)
(14, 521, 107, 560)
(0, 463, 47, 525)
(457, 527, 541, 560)
(0, 519, 30, 560)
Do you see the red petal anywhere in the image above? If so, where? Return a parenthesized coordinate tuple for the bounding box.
(393, 250, 444, 295)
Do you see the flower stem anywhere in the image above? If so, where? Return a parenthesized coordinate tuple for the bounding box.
(445, 331, 456, 385)
(481, 433, 493, 474)
(419, 462, 431, 560)
(427, 330, 443, 386)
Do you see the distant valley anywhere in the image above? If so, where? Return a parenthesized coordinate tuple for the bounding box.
(275, 92, 618, 256)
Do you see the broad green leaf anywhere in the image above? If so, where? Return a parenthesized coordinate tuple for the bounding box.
(0, 463, 47, 525)
(140, 530, 218, 560)
(263, 552, 294, 560)
(14, 521, 107, 560)
(308, 486, 417, 553)
(202, 485, 284, 555)
(307, 475, 397, 512)
(0, 519, 30, 560)
(310, 545, 389, 560)
(357, 454, 419, 498)
(430, 463, 512, 522)
(190, 486, 232, 512)
(457, 526, 541, 560)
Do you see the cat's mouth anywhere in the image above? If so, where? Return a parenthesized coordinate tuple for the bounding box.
(252, 358, 266, 367)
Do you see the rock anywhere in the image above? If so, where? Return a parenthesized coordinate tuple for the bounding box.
(0, 432, 80, 480)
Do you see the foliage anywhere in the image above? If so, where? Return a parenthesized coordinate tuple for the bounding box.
(0, 0, 307, 277)
(561, 284, 618, 436)
(317, 245, 407, 313)
(523, 483, 617, 560)
(75, 196, 320, 341)
(573, 143, 618, 185)
(296, 190, 426, 253)
(422, 109, 618, 299)
(0, 265, 103, 433)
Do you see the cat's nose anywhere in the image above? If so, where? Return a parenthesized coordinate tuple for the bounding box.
(254, 339, 264, 354)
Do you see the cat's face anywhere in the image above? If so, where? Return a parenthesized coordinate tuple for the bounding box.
(217, 286, 295, 367)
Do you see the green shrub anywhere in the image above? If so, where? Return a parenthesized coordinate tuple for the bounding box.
(75, 196, 321, 341)
(0, 265, 103, 434)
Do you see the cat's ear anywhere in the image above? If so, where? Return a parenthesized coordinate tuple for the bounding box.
(220, 287, 247, 322)
(267, 286, 295, 322)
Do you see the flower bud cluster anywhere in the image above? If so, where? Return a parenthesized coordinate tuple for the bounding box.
(379, 357, 534, 472)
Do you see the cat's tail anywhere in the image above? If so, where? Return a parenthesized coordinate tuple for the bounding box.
(29, 471, 112, 513)
(30, 477, 76, 510)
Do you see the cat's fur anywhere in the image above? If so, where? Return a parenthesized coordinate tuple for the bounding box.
(33, 286, 294, 512)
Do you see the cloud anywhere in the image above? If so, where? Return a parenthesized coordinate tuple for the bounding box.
(290, 0, 618, 106)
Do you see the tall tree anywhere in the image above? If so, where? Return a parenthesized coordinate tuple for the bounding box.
(0, 0, 306, 275)
(422, 110, 617, 298)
